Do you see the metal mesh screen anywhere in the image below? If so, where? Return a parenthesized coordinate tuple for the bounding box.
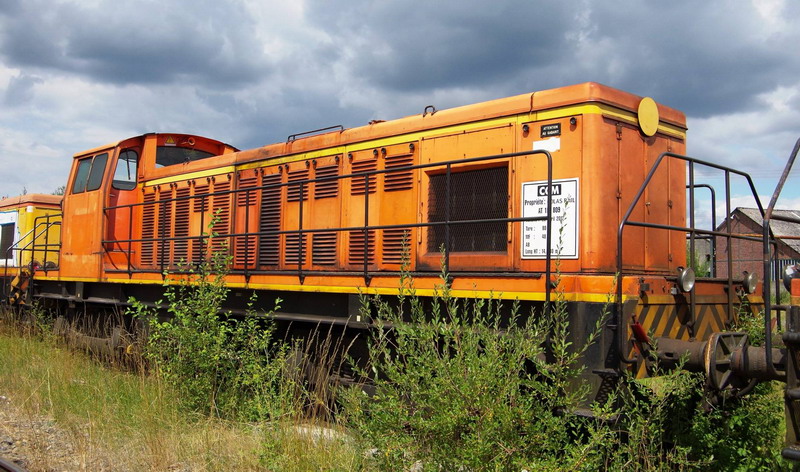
(427, 166, 508, 253)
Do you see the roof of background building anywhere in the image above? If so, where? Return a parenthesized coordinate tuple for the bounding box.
(720, 207, 800, 256)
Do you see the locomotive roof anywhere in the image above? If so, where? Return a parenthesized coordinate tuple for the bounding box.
(230, 81, 687, 165)
(0, 193, 62, 210)
(79, 82, 688, 184)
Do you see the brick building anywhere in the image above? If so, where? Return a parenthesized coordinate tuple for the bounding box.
(714, 208, 800, 281)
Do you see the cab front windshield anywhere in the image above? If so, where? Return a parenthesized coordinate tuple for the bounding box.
(155, 146, 216, 167)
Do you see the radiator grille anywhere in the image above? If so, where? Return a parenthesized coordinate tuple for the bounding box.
(428, 166, 508, 253)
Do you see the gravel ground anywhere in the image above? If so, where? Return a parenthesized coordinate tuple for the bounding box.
(0, 394, 112, 472)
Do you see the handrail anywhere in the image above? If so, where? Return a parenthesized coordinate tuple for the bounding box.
(2, 215, 62, 300)
(763, 137, 800, 379)
(686, 183, 716, 277)
(103, 149, 556, 305)
(617, 151, 770, 365)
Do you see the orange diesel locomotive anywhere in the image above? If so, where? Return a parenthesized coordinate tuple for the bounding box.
(7, 82, 800, 456)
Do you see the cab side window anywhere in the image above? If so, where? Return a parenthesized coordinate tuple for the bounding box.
(112, 150, 139, 190)
(71, 153, 109, 194)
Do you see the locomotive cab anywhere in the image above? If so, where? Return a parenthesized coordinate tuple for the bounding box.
(58, 134, 237, 279)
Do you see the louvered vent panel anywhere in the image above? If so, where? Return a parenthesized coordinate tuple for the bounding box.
(348, 230, 375, 266)
(314, 164, 339, 199)
(384, 152, 414, 192)
(382, 229, 410, 265)
(312, 232, 337, 266)
(192, 184, 210, 263)
(237, 176, 258, 207)
(173, 187, 191, 264)
(351, 159, 377, 195)
(193, 184, 209, 213)
(287, 168, 309, 202)
(258, 173, 282, 267)
(235, 235, 257, 267)
(141, 192, 157, 267)
(157, 188, 174, 268)
(284, 233, 307, 266)
(211, 181, 231, 253)
(234, 176, 259, 268)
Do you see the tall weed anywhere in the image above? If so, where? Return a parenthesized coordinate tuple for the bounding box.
(128, 249, 294, 422)
(344, 258, 610, 471)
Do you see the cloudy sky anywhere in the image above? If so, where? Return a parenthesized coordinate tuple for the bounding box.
(1, 0, 798, 228)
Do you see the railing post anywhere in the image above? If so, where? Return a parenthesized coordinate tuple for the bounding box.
(127, 204, 134, 276)
(687, 161, 696, 336)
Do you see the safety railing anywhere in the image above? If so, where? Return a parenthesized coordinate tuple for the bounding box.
(617, 151, 775, 365)
(763, 138, 800, 382)
(1, 214, 62, 300)
(686, 183, 717, 278)
(103, 149, 556, 304)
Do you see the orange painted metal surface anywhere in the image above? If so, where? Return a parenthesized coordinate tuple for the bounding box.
(44, 82, 694, 304)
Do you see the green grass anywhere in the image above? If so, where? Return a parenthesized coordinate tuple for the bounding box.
(0, 329, 365, 471)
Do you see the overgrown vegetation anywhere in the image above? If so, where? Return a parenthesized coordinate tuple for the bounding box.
(687, 246, 712, 277)
(0, 248, 792, 470)
(343, 261, 611, 470)
(341, 256, 789, 470)
(128, 250, 293, 422)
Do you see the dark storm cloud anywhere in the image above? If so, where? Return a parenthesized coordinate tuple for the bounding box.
(582, 2, 798, 117)
(303, 1, 800, 119)
(0, 0, 270, 87)
(306, 1, 572, 93)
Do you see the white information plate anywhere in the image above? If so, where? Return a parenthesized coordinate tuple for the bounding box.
(521, 178, 579, 259)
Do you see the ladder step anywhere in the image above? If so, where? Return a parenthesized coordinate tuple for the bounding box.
(783, 332, 800, 344)
(787, 388, 800, 400)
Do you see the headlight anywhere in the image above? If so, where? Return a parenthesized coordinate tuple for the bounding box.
(743, 271, 758, 295)
(784, 265, 799, 292)
(677, 266, 696, 293)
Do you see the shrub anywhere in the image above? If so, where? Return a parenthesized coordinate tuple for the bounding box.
(344, 261, 611, 471)
(129, 250, 293, 422)
(600, 307, 791, 471)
